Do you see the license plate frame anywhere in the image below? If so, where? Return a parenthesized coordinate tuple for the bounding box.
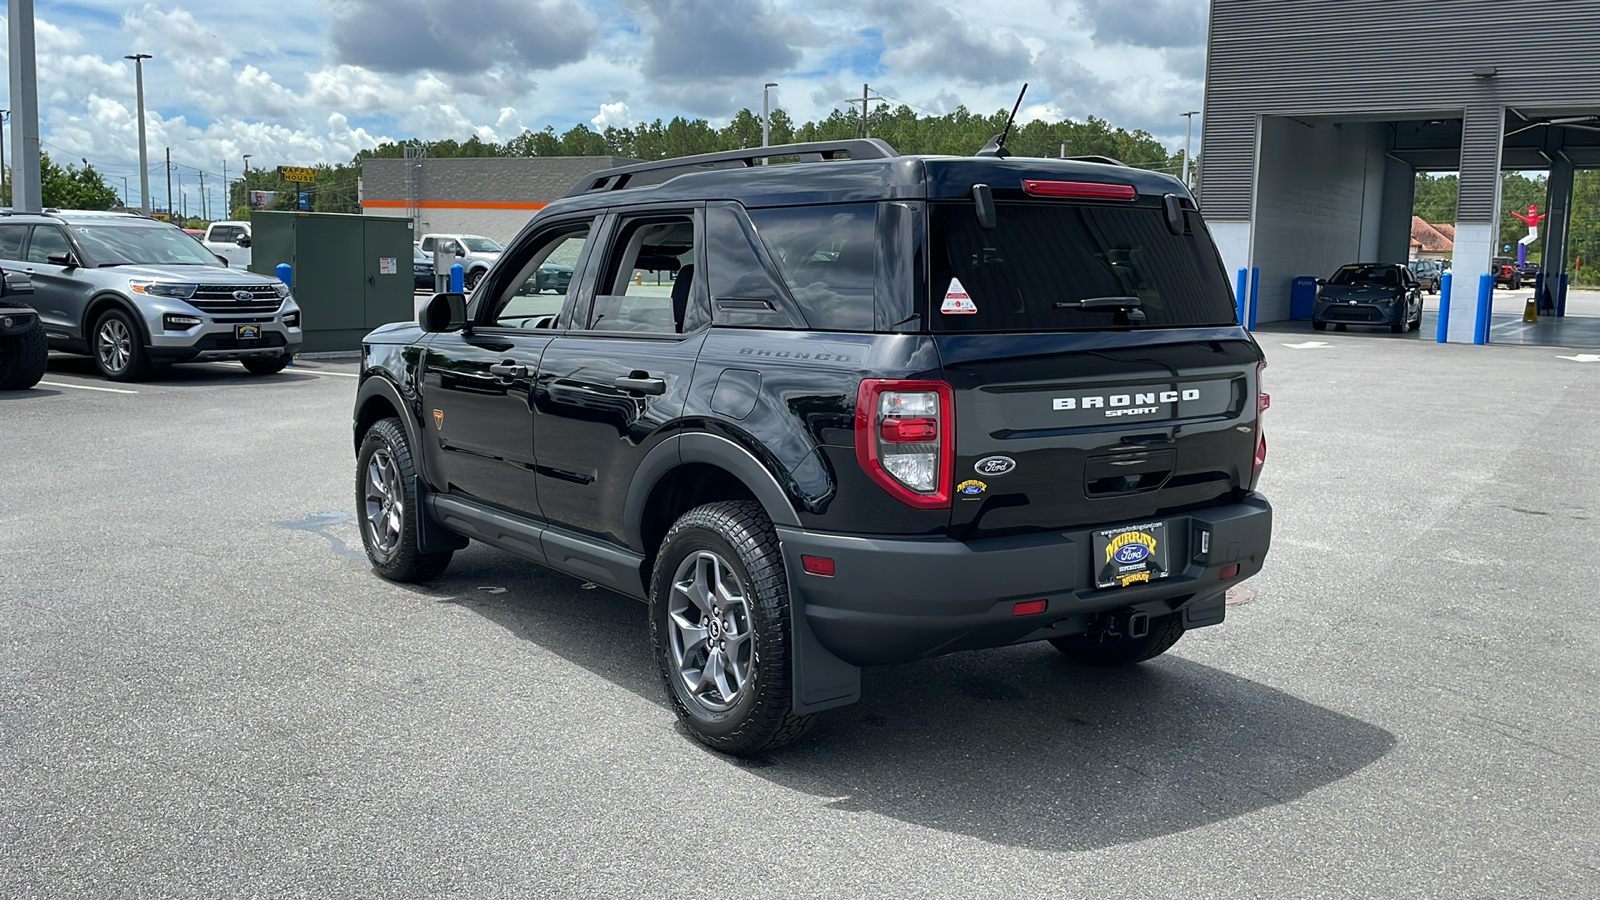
(235, 323, 263, 341)
(1092, 520, 1171, 589)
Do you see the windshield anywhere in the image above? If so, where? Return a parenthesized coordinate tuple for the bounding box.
(928, 201, 1238, 332)
(414, 246, 430, 261)
(72, 222, 221, 267)
(462, 237, 502, 253)
(1330, 265, 1400, 287)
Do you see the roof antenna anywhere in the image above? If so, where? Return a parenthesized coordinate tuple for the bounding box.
(977, 83, 1028, 158)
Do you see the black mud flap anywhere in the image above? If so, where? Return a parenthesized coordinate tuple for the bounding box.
(784, 564, 861, 715)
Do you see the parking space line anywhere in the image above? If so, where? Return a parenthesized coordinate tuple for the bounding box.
(38, 381, 137, 394)
(300, 370, 360, 378)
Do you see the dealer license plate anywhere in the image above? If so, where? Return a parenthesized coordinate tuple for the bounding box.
(235, 323, 263, 341)
(1092, 521, 1171, 589)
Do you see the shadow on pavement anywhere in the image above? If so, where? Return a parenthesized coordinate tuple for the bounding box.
(45, 354, 322, 385)
(435, 545, 1396, 852)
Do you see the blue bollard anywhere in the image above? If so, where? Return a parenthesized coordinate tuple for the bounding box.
(276, 262, 291, 289)
(1473, 273, 1493, 344)
(1235, 268, 1248, 326)
(450, 263, 464, 293)
(1248, 267, 1260, 330)
(1436, 272, 1452, 343)
(1558, 273, 1568, 318)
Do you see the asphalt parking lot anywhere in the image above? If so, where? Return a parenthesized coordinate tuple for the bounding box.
(3, 339, 1598, 898)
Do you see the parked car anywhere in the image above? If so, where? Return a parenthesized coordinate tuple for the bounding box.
(1311, 263, 1423, 333)
(1406, 258, 1442, 293)
(413, 245, 435, 290)
(202, 220, 252, 268)
(1491, 256, 1523, 290)
(355, 140, 1274, 755)
(1517, 261, 1542, 286)
(417, 233, 502, 290)
(0, 268, 46, 390)
(0, 210, 300, 380)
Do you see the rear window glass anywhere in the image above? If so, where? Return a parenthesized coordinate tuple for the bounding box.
(928, 201, 1238, 332)
(747, 204, 876, 331)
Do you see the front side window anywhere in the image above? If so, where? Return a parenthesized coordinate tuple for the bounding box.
(928, 201, 1238, 332)
(69, 223, 219, 267)
(588, 215, 696, 334)
(747, 204, 877, 332)
(485, 221, 594, 329)
(26, 226, 73, 264)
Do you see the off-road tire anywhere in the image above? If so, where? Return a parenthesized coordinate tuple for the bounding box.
(243, 356, 290, 375)
(92, 308, 152, 382)
(650, 500, 813, 756)
(0, 321, 48, 390)
(1050, 611, 1185, 667)
(356, 417, 454, 582)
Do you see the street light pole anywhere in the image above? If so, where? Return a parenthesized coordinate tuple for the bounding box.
(125, 53, 153, 215)
(762, 82, 777, 148)
(1180, 110, 1200, 189)
(242, 154, 251, 212)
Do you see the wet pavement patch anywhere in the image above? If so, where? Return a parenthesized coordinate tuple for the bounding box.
(276, 510, 365, 561)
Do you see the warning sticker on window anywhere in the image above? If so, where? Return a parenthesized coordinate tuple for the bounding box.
(941, 278, 977, 314)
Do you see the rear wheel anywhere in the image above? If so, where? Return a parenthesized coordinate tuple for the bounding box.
(92, 308, 152, 381)
(650, 501, 813, 756)
(0, 320, 48, 390)
(243, 356, 289, 375)
(1050, 612, 1185, 666)
(356, 417, 454, 582)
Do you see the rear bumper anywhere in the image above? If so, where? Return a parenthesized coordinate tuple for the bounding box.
(778, 493, 1271, 667)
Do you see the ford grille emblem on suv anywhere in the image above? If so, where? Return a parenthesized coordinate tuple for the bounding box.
(975, 456, 1016, 476)
(233, 290, 254, 300)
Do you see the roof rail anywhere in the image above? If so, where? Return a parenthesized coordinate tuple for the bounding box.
(1063, 155, 1130, 167)
(565, 138, 899, 197)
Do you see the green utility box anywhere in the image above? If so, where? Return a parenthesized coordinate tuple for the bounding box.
(249, 211, 415, 353)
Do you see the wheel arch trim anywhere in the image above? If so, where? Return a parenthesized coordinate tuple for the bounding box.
(624, 432, 803, 553)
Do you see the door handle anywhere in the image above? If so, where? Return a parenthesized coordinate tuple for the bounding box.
(615, 372, 666, 395)
(489, 363, 528, 378)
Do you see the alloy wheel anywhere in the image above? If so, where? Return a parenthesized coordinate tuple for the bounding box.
(667, 550, 754, 713)
(363, 446, 404, 556)
(97, 317, 132, 374)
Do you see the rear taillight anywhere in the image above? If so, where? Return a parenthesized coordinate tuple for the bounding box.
(1252, 362, 1269, 478)
(855, 378, 953, 509)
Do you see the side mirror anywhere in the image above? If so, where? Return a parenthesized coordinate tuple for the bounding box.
(46, 251, 78, 268)
(236, 235, 251, 248)
(419, 292, 468, 333)
(1315, 278, 1328, 286)
(214, 254, 230, 267)
(454, 247, 466, 258)
(971, 183, 996, 230)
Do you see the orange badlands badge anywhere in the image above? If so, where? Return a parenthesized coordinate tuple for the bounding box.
(433, 409, 444, 429)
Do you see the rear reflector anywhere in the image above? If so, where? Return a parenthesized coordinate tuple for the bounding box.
(1022, 180, 1137, 201)
(801, 555, 835, 577)
(1219, 563, 1240, 579)
(1012, 599, 1048, 616)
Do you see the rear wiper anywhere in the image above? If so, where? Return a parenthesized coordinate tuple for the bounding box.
(1054, 296, 1142, 310)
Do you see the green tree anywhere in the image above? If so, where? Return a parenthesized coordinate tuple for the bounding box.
(1, 151, 120, 209)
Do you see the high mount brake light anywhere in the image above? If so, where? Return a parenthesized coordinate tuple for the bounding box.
(855, 379, 953, 509)
(1021, 180, 1137, 201)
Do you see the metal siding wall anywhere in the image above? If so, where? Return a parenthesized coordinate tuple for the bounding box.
(1203, 0, 1600, 219)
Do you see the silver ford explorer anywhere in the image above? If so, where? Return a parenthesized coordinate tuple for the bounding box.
(0, 210, 301, 381)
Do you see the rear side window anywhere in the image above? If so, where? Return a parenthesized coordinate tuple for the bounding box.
(928, 202, 1238, 332)
(0, 224, 26, 259)
(747, 204, 877, 331)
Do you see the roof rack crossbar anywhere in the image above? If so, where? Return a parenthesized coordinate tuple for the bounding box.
(565, 138, 899, 197)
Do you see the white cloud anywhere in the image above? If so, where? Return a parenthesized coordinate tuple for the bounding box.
(592, 101, 632, 129)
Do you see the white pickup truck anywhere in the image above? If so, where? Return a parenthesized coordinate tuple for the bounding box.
(202, 221, 252, 268)
(417, 233, 504, 289)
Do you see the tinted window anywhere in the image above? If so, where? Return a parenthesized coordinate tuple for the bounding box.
(26, 226, 72, 263)
(487, 224, 592, 329)
(747, 204, 877, 332)
(928, 201, 1238, 332)
(0, 224, 27, 259)
(1330, 265, 1401, 287)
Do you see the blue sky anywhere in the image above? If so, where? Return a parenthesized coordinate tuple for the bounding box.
(4, 0, 1209, 212)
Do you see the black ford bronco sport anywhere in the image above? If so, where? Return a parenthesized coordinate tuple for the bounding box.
(353, 139, 1272, 755)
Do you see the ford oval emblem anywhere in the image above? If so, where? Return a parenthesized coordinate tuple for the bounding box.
(232, 289, 253, 300)
(975, 456, 1016, 477)
(1113, 544, 1150, 564)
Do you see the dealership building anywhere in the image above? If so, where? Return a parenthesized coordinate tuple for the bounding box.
(1201, 0, 1600, 341)
(360, 156, 633, 245)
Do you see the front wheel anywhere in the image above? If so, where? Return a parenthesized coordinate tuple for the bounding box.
(650, 501, 813, 756)
(356, 417, 454, 582)
(1050, 612, 1185, 666)
(464, 268, 485, 291)
(92, 308, 152, 381)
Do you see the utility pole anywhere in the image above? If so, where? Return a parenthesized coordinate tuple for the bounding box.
(178, 171, 185, 220)
(121, 175, 128, 208)
(165, 146, 172, 221)
(221, 159, 227, 216)
(845, 83, 883, 139)
(9, 0, 43, 212)
(1180, 110, 1200, 189)
(125, 53, 152, 215)
(198, 168, 206, 221)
